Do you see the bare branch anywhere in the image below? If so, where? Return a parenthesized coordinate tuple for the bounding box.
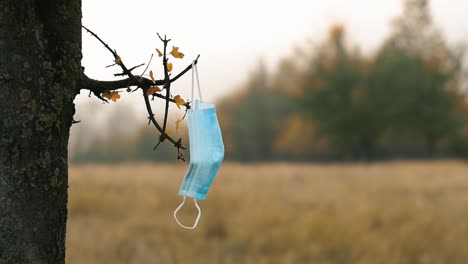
(170, 54, 201, 83)
(88, 88, 109, 103)
(82, 25, 139, 83)
(81, 74, 191, 109)
(82, 26, 192, 155)
(114, 63, 145, 77)
(81, 74, 160, 92)
(143, 91, 186, 149)
(152, 93, 191, 109)
(82, 25, 118, 60)
(161, 34, 171, 135)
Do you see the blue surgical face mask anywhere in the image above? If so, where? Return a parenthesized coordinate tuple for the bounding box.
(174, 62, 225, 229)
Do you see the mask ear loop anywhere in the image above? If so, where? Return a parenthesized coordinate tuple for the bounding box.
(174, 62, 203, 230)
(191, 61, 203, 105)
(173, 196, 202, 229)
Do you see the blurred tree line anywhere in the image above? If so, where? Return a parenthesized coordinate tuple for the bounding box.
(71, 110, 187, 163)
(219, 0, 468, 161)
(71, 0, 468, 163)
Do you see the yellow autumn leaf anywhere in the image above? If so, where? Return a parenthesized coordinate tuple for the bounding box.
(101, 90, 112, 100)
(110, 92, 121, 102)
(149, 70, 156, 84)
(173, 95, 185, 109)
(167, 63, 173, 72)
(146, 86, 161, 95)
(102, 90, 121, 102)
(156, 48, 163, 57)
(162, 128, 171, 143)
(114, 56, 122, 65)
(175, 119, 181, 134)
(170, 46, 184, 59)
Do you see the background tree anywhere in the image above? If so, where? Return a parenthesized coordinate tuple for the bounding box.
(370, 0, 465, 156)
(301, 25, 381, 159)
(0, 1, 197, 263)
(218, 62, 291, 161)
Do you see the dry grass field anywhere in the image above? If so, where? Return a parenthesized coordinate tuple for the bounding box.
(67, 161, 468, 264)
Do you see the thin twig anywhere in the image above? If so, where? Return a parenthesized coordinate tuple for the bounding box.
(143, 91, 185, 149)
(82, 25, 117, 58)
(161, 35, 171, 137)
(140, 54, 154, 77)
(82, 25, 138, 82)
(81, 74, 191, 109)
(153, 140, 162, 150)
(171, 54, 201, 83)
(114, 63, 145, 76)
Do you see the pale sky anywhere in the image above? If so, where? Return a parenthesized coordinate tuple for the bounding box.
(73, 0, 468, 142)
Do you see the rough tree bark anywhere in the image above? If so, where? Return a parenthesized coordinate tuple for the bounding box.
(0, 0, 81, 263)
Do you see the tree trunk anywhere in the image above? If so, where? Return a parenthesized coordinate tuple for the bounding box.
(0, 1, 81, 263)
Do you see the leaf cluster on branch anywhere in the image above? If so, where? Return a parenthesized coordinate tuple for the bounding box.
(80, 26, 199, 160)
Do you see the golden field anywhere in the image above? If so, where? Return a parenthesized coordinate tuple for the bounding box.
(67, 161, 468, 264)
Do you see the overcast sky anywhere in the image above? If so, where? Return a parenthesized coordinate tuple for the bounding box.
(74, 0, 468, 132)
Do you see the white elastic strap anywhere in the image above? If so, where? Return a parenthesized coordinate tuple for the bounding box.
(173, 196, 202, 229)
(191, 62, 195, 104)
(191, 61, 203, 104)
